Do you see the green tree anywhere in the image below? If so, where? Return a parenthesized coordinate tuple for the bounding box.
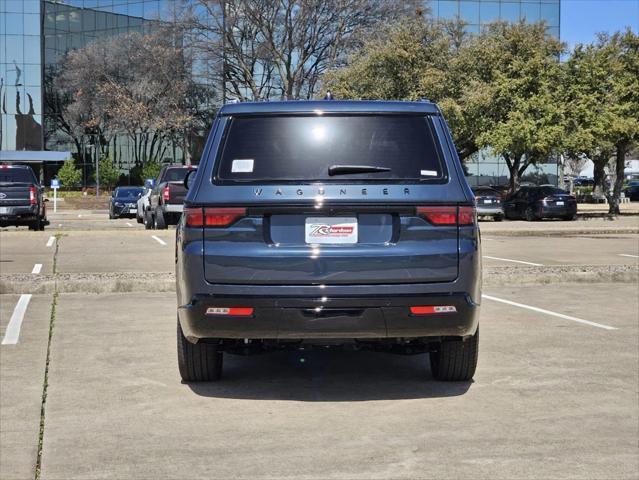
(327, 20, 568, 191)
(141, 162, 162, 183)
(56, 159, 82, 190)
(96, 156, 120, 191)
(563, 30, 639, 213)
(469, 22, 566, 192)
(326, 18, 479, 160)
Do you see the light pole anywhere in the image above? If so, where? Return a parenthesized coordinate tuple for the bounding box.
(95, 136, 100, 196)
(88, 134, 100, 196)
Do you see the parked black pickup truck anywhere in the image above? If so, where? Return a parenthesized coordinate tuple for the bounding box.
(145, 164, 196, 229)
(0, 165, 48, 230)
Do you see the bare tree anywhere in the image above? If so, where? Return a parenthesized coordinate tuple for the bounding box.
(563, 154, 589, 177)
(178, 0, 420, 101)
(56, 28, 214, 170)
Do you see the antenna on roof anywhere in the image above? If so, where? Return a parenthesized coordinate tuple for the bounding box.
(324, 91, 334, 100)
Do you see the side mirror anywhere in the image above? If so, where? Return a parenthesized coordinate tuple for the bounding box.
(44, 198, 50, 202)
(184, 169, 197, 190)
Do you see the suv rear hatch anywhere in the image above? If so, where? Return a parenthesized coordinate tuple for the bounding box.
(197, 114, 469, 285)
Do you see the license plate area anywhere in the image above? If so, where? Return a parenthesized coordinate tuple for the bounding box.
(555, 201, 564, 206)
(305, 217, 358, 244)
(0, 207, 8, 214)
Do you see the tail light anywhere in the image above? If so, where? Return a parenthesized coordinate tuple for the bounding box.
(416, 206, 475, 225)
(184, 207, 246, 227)
(29, 185, 37, 205)
(206, 307, 253, 316)
(162, 185, 170, 201)
(410, 306, 457, 315)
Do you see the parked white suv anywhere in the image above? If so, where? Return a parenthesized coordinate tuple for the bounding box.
(136, 188, 152, 224)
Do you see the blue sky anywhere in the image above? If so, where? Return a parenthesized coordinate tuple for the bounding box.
(561, 0, 639, 47)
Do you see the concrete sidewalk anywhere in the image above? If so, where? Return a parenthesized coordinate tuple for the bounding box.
(480, 215, 639, 236)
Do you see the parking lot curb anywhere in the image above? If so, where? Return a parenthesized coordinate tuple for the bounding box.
(481, 227, 639, 237)
(2, 266, 636, 294)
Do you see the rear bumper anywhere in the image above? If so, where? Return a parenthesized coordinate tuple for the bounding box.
(537, 204, 577, 218)
(0, 205, 38, 224)
(178, 292, 479, 341)
(164, 203, 184, 213)
(476, 205, 503, 216)
(112, 204, 137, 217)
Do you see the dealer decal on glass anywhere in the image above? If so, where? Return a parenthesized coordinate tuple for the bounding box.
(305, 217, 358, 244)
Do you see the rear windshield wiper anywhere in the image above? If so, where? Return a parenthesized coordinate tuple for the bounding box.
(328, 165, 391, 176)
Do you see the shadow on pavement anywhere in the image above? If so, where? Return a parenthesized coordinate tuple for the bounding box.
(187, 349, 472, 401)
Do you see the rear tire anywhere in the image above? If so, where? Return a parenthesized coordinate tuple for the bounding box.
(494, 214, 504, 222)
(29, 216, 42, 231)
(144, 209, 153, 230)
(154, 207, 167, 230)
(430, 328, 479, 381)
(524, 207, 537, 222)
(562, 214, 576, 221)
(177, 319, 223, 382)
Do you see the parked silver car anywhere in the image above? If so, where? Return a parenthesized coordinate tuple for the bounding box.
(473, 186, 504, 221)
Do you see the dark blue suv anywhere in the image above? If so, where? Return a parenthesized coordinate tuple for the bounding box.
(176, 101, 481, 382)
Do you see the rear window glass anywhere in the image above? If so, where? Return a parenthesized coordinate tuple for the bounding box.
(163, 168, 190, 182)
(0, 167, 36, 183)
(115, 187, 144, 198)
(539, 187, 567, 196)
(215, 115, 445, 183)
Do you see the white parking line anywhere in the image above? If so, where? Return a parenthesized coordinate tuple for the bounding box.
(151, 235, 167, 246)
(1, 294, 32, 345)
(31, 264, 42, 274)
(618, 254, 639, 258)
(46, 236, 55, 247)
(126, 222, 133, 227)
(482, 294, 617, 331)
(483, 255, 543, 266)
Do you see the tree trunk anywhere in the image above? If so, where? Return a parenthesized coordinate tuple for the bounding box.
(504, 153, 522, 193)
(607, 144, 626, 215)
(592, 156, 606, 196)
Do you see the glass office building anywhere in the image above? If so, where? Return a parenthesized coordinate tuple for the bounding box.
(429, 0, 562, 186)
(42, 0, 166, 165)
(1, 0, 562, 184)
(430, 0, 560, 38)
(1, 0, 43, 151)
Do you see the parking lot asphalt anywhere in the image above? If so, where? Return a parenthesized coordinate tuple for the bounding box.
(38, 285, 638, 479)
(0, 215, 638, 479)
(55, 230, 174, 274)
(481, 234, 639, 267)
(0, 232, 56, 275)
(0, 294, 52, 480)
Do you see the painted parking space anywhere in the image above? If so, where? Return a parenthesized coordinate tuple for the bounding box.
(0, 232, 56, 275)
(482, 234, 639, 267)
(0, 294, 53, 480)
(34, 284, 638, 479)
(55, 231, 175, 274)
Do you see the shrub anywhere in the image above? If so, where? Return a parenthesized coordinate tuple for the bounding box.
(56, 159, 82, 189)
